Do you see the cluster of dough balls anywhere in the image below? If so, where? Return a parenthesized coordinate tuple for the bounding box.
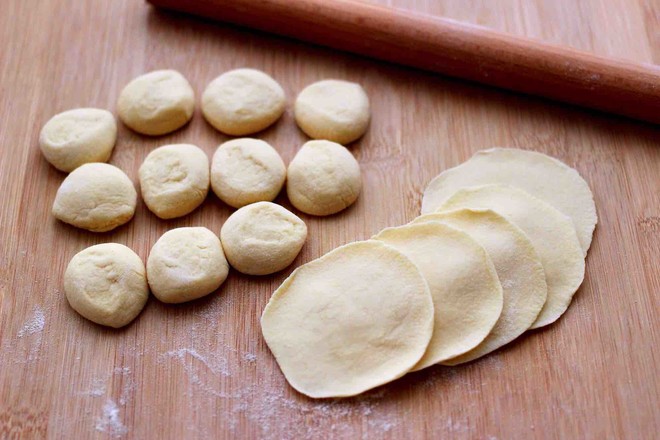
(64, 210, 307, 327)
(47, 68, 371, 329)
(64, 227, 229, 327)
(41, 69, 370, 231)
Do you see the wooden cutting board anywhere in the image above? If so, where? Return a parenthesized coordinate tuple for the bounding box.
(1, 0, 658, 438)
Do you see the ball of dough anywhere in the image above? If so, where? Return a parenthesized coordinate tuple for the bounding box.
(211, 138, 286, 208)
(286, 140, 361, 216)
(64, 243, 148, 328)
(117, 70, 194, 136)
(147, 227, 229, 304)
(294, 79, 370, 144)
(201, 68, 285, 135)
(139, 144, 210, 219)
(52, 163, 137, 232)
(39, 108, 117, 172)
(220, 202, 307, 275)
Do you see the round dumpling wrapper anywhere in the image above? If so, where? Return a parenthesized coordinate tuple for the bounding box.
(373, 222, 503, 370)
(412, 209, 547, 364)
(261, 240, 434, 398)
(439, 184, 584, 329)
(422, 148, 597, 254)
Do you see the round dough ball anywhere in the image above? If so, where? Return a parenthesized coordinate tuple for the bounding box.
(373, 222, 503, 370)
(147, 227, 229, 304)
(422, 148, 597, 254)
(294, 79, 370, 144)
(211, 138, 286, 208)
(220, 202, 307, 275)
(412, 209, 548, 364)
(117, 70, 194, 136)
(201, 68, 285, 135)
(39, 108, 117, 172)
(286, 140, 361, 216)
(52, 163, 137, 232)
(139, 144, 210, 219)
(439, 184, 585, 329)
(64, 243, 148, 328)
(261, 240, 434, 398)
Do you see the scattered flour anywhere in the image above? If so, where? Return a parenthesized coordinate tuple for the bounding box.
(162, 347, 231, 378)
(83, 366, 134, 438)
(17, 307, 45, 337)
(82, 378, 107, 397)
(227, 386, 398, 440)
(243, 352, 257, 363)
(95, 399, 128, 438)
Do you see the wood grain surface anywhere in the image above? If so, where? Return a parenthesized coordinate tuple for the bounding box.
(1, 0, 658, 439)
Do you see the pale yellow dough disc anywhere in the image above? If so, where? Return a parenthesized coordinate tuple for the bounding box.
(261, 240, 434, 398)
(294, 79, 370, 144)
(52, 163, 137, 232)
(202, 68, 285, 135)
(421, 148, 597, 254)
(117, 70, 195, 136)
(439, 184, 585, 329)
(220, 202, 307, 275)
(286, 140, 361, 216)
(210, 138, 286, 208)
(412, 209, 548, 364)
(373, 223, 503, 370)
(147, 227, 229, 304)
(64, 243, 148, 328)
(39, 108, 117, 172)
(139, 144, 209, 219)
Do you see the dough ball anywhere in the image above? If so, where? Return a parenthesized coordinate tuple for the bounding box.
(373, 222, 503, 370)
(117, 70, 194, 136)
(422, 148, 597, 254)
(286, 140, 361, 216)
(261, 240, 433, 398)
(211, 138, 286, 208)
(294, 79, 370, 144)
(412, 209, 548, 364)
(39, 108, 117, 172)
(439, 184, 585, 329)
(147, 227, 229, 304)
(139, 144, 209, 219)
(220, 202, 307, 275)
(201, 68, 285, 135)
(64, 243, 148, 328)
(52, 163, 137, 232)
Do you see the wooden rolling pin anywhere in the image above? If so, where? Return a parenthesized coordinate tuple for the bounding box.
(148, 0, 660, 124)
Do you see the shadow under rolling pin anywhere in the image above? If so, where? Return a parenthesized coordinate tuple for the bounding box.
(147, 0, 660, 125)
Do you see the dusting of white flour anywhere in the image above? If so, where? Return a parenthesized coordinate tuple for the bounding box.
(83, 367, 134, 438)
(17, 307, 45, 337)
(95, 399, 128, 437)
